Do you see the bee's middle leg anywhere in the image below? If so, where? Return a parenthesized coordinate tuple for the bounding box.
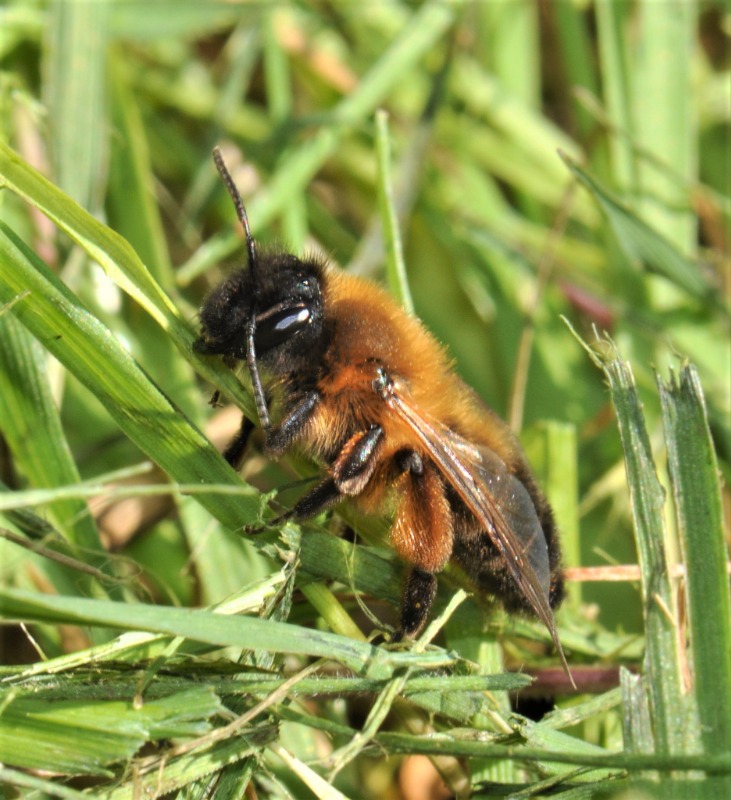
(283, 424, 385, 522)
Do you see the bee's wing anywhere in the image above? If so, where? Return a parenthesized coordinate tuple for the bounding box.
(384, 382, 571, 678)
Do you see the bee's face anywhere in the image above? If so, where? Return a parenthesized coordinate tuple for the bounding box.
(194, 254, 326, 370)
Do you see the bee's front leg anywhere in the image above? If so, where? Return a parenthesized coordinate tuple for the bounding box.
(263, 390, 320, 455)
(223, 416, 256, 469)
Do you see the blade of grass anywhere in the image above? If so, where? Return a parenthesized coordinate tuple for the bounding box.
(552, 2, 601, 143)
(107, 0, 244, 40)
(0, 140, 256, 420)
(634, 1, 696, 252)
(570, 327, 701, 790)
(0, 314, 102, 556)
(271, 742, 349, 800)
(0, 766, 90, 800)
(480, 1, 539, 107)
(349, 48, 448, 279)
(44, 0, 109, 211)
(263, 10, 308, 253)
(375, 730, 731, 774)
(0, 586, 458, 678)
(524, 422, 581, 609)
(0, 221, 265, 597)
(107, 55, 175, 292)
(3, 571, 286, 681)
(659, 364, 731, 796)
(562, 155, 720, 310)
(595, 0, 638, 199)
(621, 666, 655, 759)
(375, 109, 413, 313)
(597, 350, 688, 757)
(0, 222, 253, 523)
(102, 724, 277, 800)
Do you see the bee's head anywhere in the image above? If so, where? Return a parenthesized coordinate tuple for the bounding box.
(194, 148, 328, 428)
(194, 253, 325, 366)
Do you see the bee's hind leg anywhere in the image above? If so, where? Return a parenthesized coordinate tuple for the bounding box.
(391, 455, 452, 642)
(393, 568, 438, 641)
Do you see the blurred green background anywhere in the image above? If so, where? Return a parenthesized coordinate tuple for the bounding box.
(0, 1, 729, 796)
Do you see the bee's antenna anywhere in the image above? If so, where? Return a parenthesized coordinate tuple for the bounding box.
(245, 322, 271, 430)
(212, 146, 258, 280)
(212, 146, 271, 431)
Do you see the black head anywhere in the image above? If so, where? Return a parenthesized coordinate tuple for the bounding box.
(194, 148, 327, 428)
(194, 254, 325, 364)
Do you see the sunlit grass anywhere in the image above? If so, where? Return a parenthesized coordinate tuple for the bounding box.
(0, 2, 729, 797)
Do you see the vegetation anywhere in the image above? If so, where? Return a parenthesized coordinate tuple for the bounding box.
(0, 1, 728, 797)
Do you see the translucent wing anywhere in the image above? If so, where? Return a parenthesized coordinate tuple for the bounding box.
(379, 374, 571, 678)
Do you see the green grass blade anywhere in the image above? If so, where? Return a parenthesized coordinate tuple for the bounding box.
(0, 141, 255, 422)
(0, 220, 248, 523)
(0, 586, 455, 679)
(44, 0, 109, 211)
(262, 11, 308, 253)
(0, 766, 90, 799)
(375, 731, 731, 775)
(563, 155, 721, 310)
(595, 0, 637, 200)
(602, 355, 688, 757)
(0, 221, 264, 591)
(573, 331, 694, 766)
(524, 422, 581, 608)
(634, 1, 696, 252)
(621, 667, 654, 757)
(659, 365, 731, 795)
(552, 2, 600, 142)
(107, 55, 174, 291)
(102, 727, 276, 800)
(375, 110, 413, 314)
(480, 1, 539, 107)
(0, 313, 102, 556)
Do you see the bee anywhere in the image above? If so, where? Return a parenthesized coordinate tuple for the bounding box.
(195, 147, 568, 673)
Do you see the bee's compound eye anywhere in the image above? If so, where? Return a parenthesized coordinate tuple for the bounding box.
(254, 306, 310, 351)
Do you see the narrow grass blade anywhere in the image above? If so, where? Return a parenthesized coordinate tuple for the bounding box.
(0, 140, 255, 419)
(571, 329, 696, 769)
(45, 0, 109, 211)
(102, 726, 276, 800)
(659, 365, 731, 796)
(594, 0, 637, 200)
(0, 586, 453, 679)
(562, 156, 720, 310)
(0, 314, 102, 556)
(375, 109, 413, 313)
(633, 1, 695, 251)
